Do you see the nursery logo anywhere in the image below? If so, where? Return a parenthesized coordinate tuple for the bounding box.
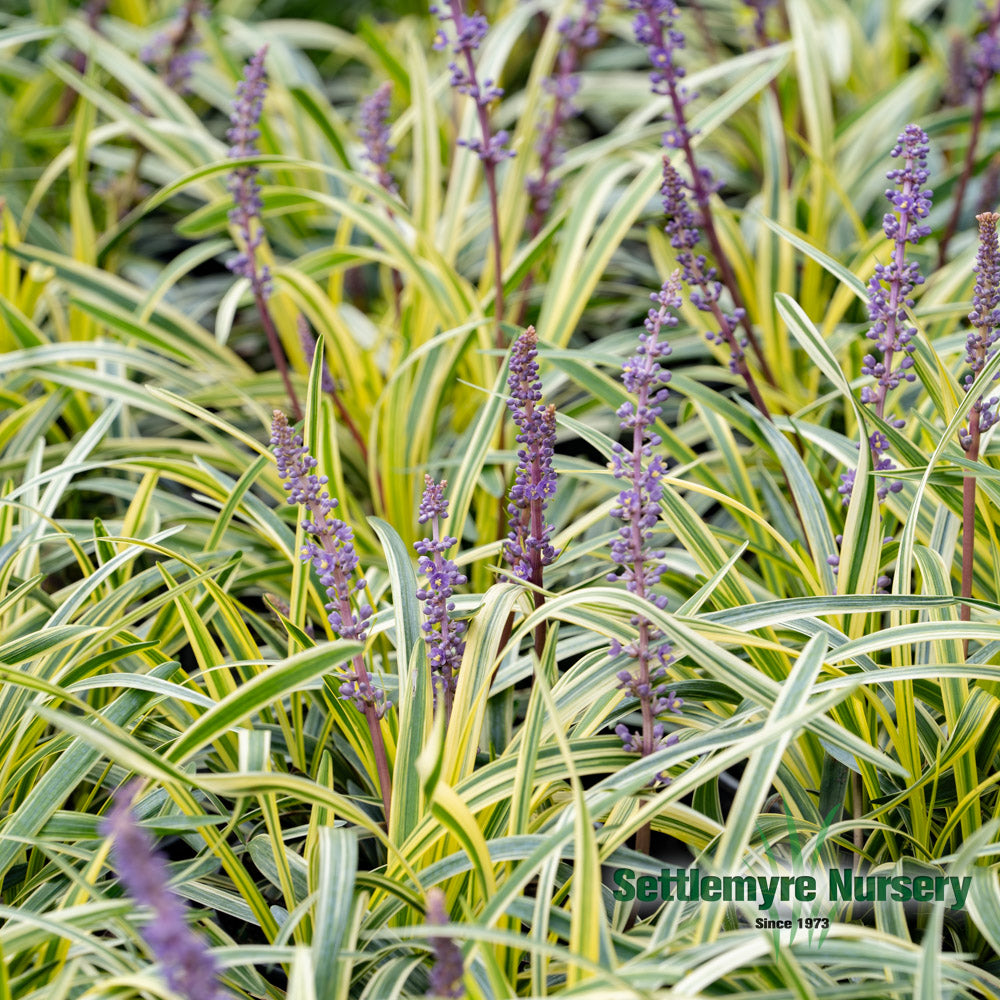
(611, 808, 973, 948)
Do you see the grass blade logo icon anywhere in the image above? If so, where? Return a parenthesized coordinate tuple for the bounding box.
(755, 804, 838, 947)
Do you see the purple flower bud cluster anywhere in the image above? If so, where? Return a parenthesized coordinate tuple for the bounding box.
(431, 1, 514, 165)
(270, 411, 388, 716)
(358, 82, 398, 195)
(503, 327, 558, 582)
(609, 274, 683, 775)
(297, 315, 336, 395)
(141, 0, 205, 95)
(100, 785, 225, 1000)
(961, 211, 1000, 448)
(661, 160, 744, 371)
(425, 888, 464, 998)
(226, 47, 271, 300)
(526, 0, 603, 235)
(840, 125, 932, 505)
(415, 476, 467, 708)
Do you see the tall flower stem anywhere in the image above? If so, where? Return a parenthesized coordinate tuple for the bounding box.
(416, 476, 467, 717)
(938, 4, 1000, 267)
(227, 47, 301, 420)
(839, 125, 932, 508)
(503, 328, 558, 656)
(433, 0, 513, 349)
(630, 0, 773, 384)
(256, 286, 302, 421)
(960, 212, 1000, 639)
(667, 107, 774, 386)
(271, 411, 391, 823)
(610, 276, 684, 855)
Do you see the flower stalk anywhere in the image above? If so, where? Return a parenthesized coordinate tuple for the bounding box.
(629, 0, 774, 386)
(961, 212, 1000, 632)
(503, 327, 558, 655)
(660, 160, 771, 419)
(938, 2, 1000, 266)
(228, 48, 301, 420)
(415, 476, 467, 717)
(270, 410, 391, 822)
(358, 82, 405, 318)
(610, 273, 684, 854)
(840, 125, 932, 507)
(433, 0, 514, 346)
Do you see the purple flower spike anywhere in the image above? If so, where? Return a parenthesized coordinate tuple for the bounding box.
(270, 410, 387, 716)
(359, 82, 398, 195)
(609, 273, 683, 780)
(415, 475, 467, 713)
(962, 211, 1000, 451)
(141, 0, 205, 95)
(841, 125, 932, 505)
(661, 160, 745, 373)
(226, 46, 271, 300)
(526, 0, 603, 237)
(425, 888, 464, 998)
(432, 1, 514, 166)
(628, 0, 694, 152)
(101, 784, 225, 1000)
(503, 327, 559, 584)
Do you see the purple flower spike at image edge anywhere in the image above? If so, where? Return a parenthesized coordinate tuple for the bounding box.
(359, 82, 398, 195)
(226, 48, 300, 418)
(938, 1, 1000, 265)
(270, 410, 393, 819)
(526, 0, 603, 239)
(839, 124, 932, 508)
(415, 475, 467, 715)
(609, 273, 683, 809)
(432, 0, 512, 339)
(101, 784, 226, 1000)
(960, 211, 1000, 628)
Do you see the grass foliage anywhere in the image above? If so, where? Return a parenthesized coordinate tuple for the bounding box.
(3, 0, 1000, 997)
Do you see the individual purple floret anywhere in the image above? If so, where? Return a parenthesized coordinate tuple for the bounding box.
(425, 888, 464, 998)
(503, 327, 558, 584)
(432, 1, 514, 166)
(101, 784, 225, 1000)
(270, 410, 387, 715)
(141, 0, 205, 95)
(415, 476, 467, 714)
(226, 46, 271, 301)
(609, 273, 683, 780)
(841, 125, 932, 505)
(358, 82, 398, 195)
(962, 211, 1000, 450)
(525, 0, 603, 238)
